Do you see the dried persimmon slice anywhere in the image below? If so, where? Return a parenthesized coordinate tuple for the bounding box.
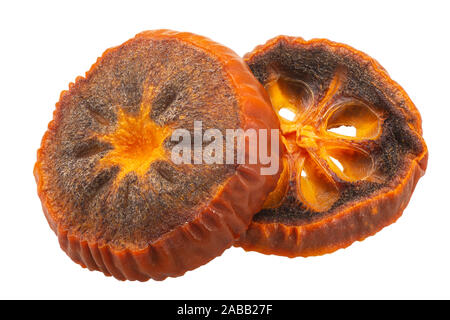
(34, 30, 280, 280)
(236, 36, 428, 257)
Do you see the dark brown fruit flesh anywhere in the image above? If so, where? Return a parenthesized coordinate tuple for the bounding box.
(235, 36, 428, 257)
(35, 30, 280, 280)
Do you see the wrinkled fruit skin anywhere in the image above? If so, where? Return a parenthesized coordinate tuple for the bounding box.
(236, 36, 428, 257)
(35, 30, 281, 281)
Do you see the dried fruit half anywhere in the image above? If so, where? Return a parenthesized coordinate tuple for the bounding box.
(236, 36, 428, 257)
(34, 30, 280, 280)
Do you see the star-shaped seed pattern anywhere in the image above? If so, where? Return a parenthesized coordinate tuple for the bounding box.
(264, 72, 383, 212)
(97, 86, 172, 183)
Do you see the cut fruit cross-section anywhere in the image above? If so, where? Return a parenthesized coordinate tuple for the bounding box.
(236, 36, 428, 257)
(34, 30, 281, 281)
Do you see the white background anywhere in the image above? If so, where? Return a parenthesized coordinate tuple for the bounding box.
(0, 0, 448, 299)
